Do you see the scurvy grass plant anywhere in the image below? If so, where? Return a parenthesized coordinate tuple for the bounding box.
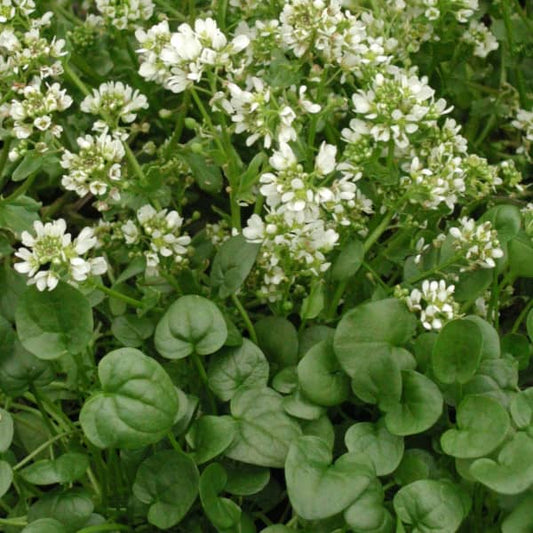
(0, 0, 532, 531)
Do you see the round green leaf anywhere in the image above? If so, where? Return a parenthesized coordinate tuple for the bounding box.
(224, 462, 270, 496)
(133, 450, 199, 529)
(282, 388, 325, 421)
(20, 452, 89, 485)
(394, 480, 465, 533)
(501, 493, 533, 533)
(334, 298, 416, 377)
(154, 295, 227, 359)
(285, 435, 375, 520)
(28, 489, 94, 531)
(15, 282, 93, 360)
(510, 389, 533, 428)
(255, 317, 299, 368)
(470, 432, 533, 494)
(0, 408, 14, 452)
(22, 519, 67, 533)
(464, 315, 500, 360)
(199, 463, 241, 531)
(225, 387, 302, 468)
(186, 415, 237, 464)
(80, 348, 179, 449)
(207, 339, 269, 401)
(0, 460, 13, 498)
(441, 395, 510, 459)
(345, 420, 404, 476)
(297, 339, 350, 406)
(432, 319, 483, 384)
(480, 204, 521, 243)
(384, 371, 443, 436)
(111, 314, 154, 347)
(301, 415, 335, 450)
(331, 239, 364, 281)
(394, 449, 436, 486)
(508, 231, 533, 278)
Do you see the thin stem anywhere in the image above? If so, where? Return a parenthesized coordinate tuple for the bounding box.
(13, 430, 77, 471)
(1, 172, 38, 203)
(326, 280, 348, 320)
(191, 352, 218, 414)
(63, 63, 91, 97)
(86, 466, 102, 501)
(231, 293, 258, 343)
(0, 517, 28, 527)
(124, 143, 146, 183)
(363, 210, 394, 253)
(405, 254, 462, 285)
(77, 524, 131, 533)
(29, 385, 61, 446)
(511, 298, 533, 334)
(95, 283, 144, 309)
(167, 431, 182, 452)
(0, 136, 12, 185)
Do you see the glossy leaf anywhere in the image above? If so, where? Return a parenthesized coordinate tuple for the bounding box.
(80, 348, 179, 449)
(255, 317, 299, 368)
(20, 452, 89, 485)
(186, 415, 237, 464)
(155, 295, 227, 359)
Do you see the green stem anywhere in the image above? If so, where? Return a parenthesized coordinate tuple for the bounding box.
(0, 517, 28, 527)
(405, 254, 462, 285)
(1, 172, 38, 204)
(77, 524, 131, 533)
(0, 136, 12, 185)
(511, 298, 533, 334)
(363, 210, 395, 253)
(13, 430, 77, 471)
(124, 143, 146, 183)
(29, 385, 62, 446)
(231, 293, 258, 343)
(167, 431, 182, 452)
(63, 63, 91, 97)
(95, 284, 144, 308)
(326, 280, 348, 320)
(86, 466, 102, 501)
(191, 352, 218, 414)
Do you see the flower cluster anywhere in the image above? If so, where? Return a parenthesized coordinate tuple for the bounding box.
(80, 81, 149, 125)
(14, 219, 107, 291)
(449, 217, 504, 269)
(400, 279, 459, 330)
(95, 0, 154, 29)
(461, 20, 499, 58)
(7, 81, 72, 142)
(136, 18, 249, 93)
(512, 108, 533, 156)
(60, 133, 126, 209)
(120, 205, 191, 277)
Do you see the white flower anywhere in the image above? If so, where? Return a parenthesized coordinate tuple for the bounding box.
(315, 142, 337, 175)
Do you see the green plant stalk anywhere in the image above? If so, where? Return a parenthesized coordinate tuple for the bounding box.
(511, 298, 533, 334)
(124, 142, 146, 184)
(78, 525, 131, 533)
(405, 254, 463, 285)
(0, 136, 12, 187)
(0, 517, 28, 527)
(63, 63, 91, 97)
(29, 385, 63, 449)
(1, 172, 38, 204)
(231, 293, 258, 343)
(95, 284, 144, 309)
(191, 352, 218, 414)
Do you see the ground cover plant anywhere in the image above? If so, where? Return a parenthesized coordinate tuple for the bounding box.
(0, 0, 532, 531)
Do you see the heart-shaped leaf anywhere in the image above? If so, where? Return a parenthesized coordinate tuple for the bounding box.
(432, 319, 483, 384)
(441, 395, 510, 458)
(199, 463, 241, 531)
(80, 348, 179, 449)
(470, 432, 533, 494)
(133, 450, 199, 529)
(255, 317, 299, 368)
(345, 420, 404, 476)
(297, 339, 350, 406)
(394, 480, 466, 532)
(155, 295, 227, 359)
(0, 408, 13, 452)
(385, 371, 443, 436)
(15, 282, 93, 360)
(286, 436, 375, 520)
(207, 339, 269, 401)
(223, 462, 270, 496)
(225, 387, 302, 468)
(20, 452, 89, 485)
(186, 415, 237, 464)
(334, 298, 416, 377)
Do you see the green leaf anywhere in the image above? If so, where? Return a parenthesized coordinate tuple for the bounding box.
(441, 395, 510, 459)
(224, 462, 270, 496)
(384, 371, 443, 436)
(480, 204, 521, 243)
(394, 449, 437, 486)
(282, 388, 325, 420)
(393, 480, 465, 533)
(334, 298, 416, 377)
(186, 415, 237, 464)
(210, 235, 260, 298)
(225, 387, 302, 468)
(470, 432, 533, 494)
(20, 453, 89, 485)
(331, 239, 365, 281)
(501, 333, 530, 370)
(510, 389, 533, 428)
(285, 435, 375, 520)
(255, 317, 299, 368)
(508, 231, 533, 278)
(155, 295, 227, 359)
(15, 282, 93, 360)
(297, 339, 350, 406)
(12, 151, 43, 182)
(80, 348, 179, 449)
(182, 152, 223, 194)
(464, 315, 500, 360)
(345, 420, 404, 476)
(22, 519, 67, 533)
(301, 415, 335, 450)
(0, 196, 40, 235)
(501, 493, 533, 533)
(300, 281, 325, 320)
(207, 339, 269, 401)
(133, 450, 199, 529)
(0, 408, 14, 452)
(431, 319, 483, 384)
(111, 314, 154, 347)
(350, 345, 402, 410)
(199, 463, 241, 531)
(0, 460, 12, 498)
(344, 478, 393, 533)
(28, 489, 94, 532)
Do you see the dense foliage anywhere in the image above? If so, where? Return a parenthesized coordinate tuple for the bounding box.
(0, 0, 532, 531)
